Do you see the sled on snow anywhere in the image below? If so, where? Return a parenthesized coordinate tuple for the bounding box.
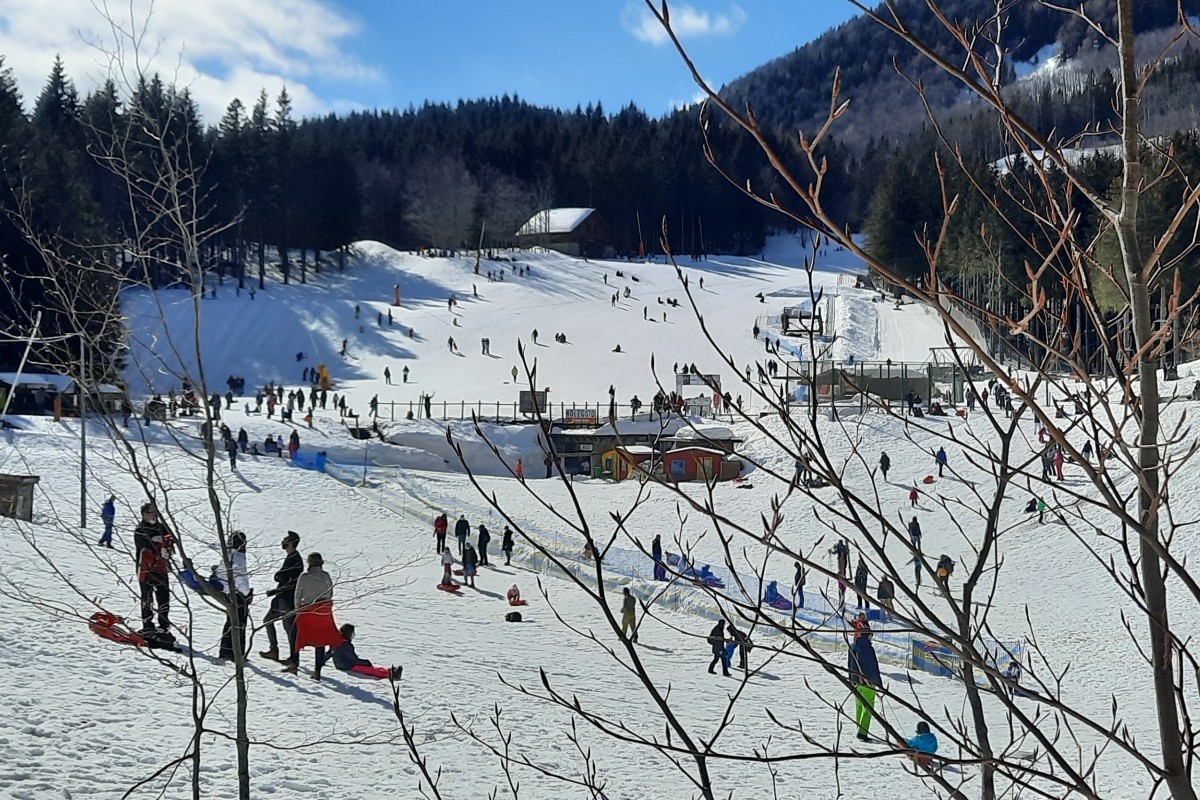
(437, 583, 462, 593)
(508, 599, 528, 607)
(89, 611, 146, 648)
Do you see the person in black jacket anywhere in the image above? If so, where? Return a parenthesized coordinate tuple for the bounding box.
(477, 524, 491, 566)
(727, 621, 750, 670)
(908, 516, 922, 552)
(706, 620, 730, 676)
(501, 525, 514, 565)
(651, 534, 665, 581)
(854, 556, 870, 610)
(260, 531, 303, 662)
(134, 503, 173, 634)
(454, 515, 470, 556)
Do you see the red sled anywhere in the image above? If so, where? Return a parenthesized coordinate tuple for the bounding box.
(453, 569, 465, 576)
(508, 599, 528, 607)
(922, 475, 936, 485)
(89, 611, 146, 648)
(437, 583, 461, 592)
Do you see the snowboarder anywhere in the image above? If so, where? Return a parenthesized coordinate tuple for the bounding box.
(879, 451, 890, 481)
(848, 628, 882, 741)
(501, 525, 514, 565)
(260, 531, 303, 662)
(99, 495, 116, 548)
(331, 624, 402, 680)
(455, 515, 470, 556)
(935, 447, 947, 477)
(477, 524, 491, 566)
(462, 543, 479, 588)
(706, 620, 730, 676)
(620, 587, 639, 643)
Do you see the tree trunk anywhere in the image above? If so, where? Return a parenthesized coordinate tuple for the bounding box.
(1115, 2, 1194, 797)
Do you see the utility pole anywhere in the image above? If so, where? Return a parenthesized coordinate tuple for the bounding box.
(79, 334, 87, 529)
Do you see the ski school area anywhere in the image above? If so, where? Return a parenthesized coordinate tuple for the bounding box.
(0, 234, 1192, 797)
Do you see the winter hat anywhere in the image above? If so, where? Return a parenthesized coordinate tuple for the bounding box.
(916, 721, 931, 734)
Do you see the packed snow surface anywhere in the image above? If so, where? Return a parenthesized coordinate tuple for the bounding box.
(2, 235, 1196, 797)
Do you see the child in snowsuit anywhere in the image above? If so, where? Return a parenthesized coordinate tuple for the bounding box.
(440, 548, 455, 585)
(330, 624, 402, 680)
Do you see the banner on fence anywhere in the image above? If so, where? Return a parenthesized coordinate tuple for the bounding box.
(563, 407, 598, 425)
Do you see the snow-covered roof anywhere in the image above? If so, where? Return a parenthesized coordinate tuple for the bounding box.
(670, 423, 735, 441)
(615, 445, 656, 455)
(516, 208, 595, 237)
(0, 372, 76, 392)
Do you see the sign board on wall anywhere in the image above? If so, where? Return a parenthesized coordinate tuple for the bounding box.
(564, 407, 599, 425)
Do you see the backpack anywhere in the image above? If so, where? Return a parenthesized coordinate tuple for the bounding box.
(505, 611, 522, 623)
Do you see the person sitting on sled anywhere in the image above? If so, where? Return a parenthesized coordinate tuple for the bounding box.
(330, 624, 402, 681)
(506, 584, 521, 604)
(898, 720, 939, 765)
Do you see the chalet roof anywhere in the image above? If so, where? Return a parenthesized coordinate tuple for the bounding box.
(0, 372, 76, 392)
(516, 208, 596, 237)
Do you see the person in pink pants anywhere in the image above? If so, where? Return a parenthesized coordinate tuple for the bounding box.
(329, 624, 401, 680)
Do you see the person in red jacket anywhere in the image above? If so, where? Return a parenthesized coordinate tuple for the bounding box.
(134, 503, 174, 634)
(433, 513, 448, 554)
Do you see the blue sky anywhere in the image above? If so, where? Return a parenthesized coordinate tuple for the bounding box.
(0, 1, 860, 122)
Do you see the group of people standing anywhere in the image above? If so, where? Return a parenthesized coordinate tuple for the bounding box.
(434, 513, 515, 588)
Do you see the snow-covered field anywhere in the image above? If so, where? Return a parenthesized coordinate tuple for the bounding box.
(1, 236, 1196, 798)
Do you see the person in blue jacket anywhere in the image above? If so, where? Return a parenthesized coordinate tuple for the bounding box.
(848, 630, 883, 741)
(905, 720, 938, 755)
(99, 495, 116, 548)
(935, 446, 948, 477)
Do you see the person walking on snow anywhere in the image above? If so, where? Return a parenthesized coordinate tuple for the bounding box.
(848, 628, 883, 741)
(99, 495, 116, 548)
(501, 525, 514, 565)
(879, 451, 890, 482)
(477, 524, 491, 566)
(455, 515, 470, 556)
(384, 367, 391, 384)
(620, 588, 639, 643)
(706, 620, 730, 676)
(908, 516, 923, 551)
(935, 447, 948, 477)
(651, 534, 665, 581)
(237, 427, 248, 454)
(283, 552, 337, 679)
(433, 513, 448, 553)
(260, 531, 303, 662)
(1053, 447, 1065, 480)
(909, 486, 919, 508)
(515, 459, 524, 481)
(794, 560, 806, 608)
(854, 556, 870, 609)
(402, 366, 409, 383)
(369, 395, 379, 417)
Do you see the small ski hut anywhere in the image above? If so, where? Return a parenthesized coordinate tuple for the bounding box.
(662, 447, 742, 482)
(599, 445, 656, 480)
(515, 208, 613, 258)
(781, 300, 824, 336)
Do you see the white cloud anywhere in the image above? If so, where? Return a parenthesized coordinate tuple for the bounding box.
(0, 0, 381, 122)
(622, 1, 747, 46)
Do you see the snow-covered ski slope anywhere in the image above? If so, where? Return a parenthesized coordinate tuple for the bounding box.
(2, 236, 1197, 797)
